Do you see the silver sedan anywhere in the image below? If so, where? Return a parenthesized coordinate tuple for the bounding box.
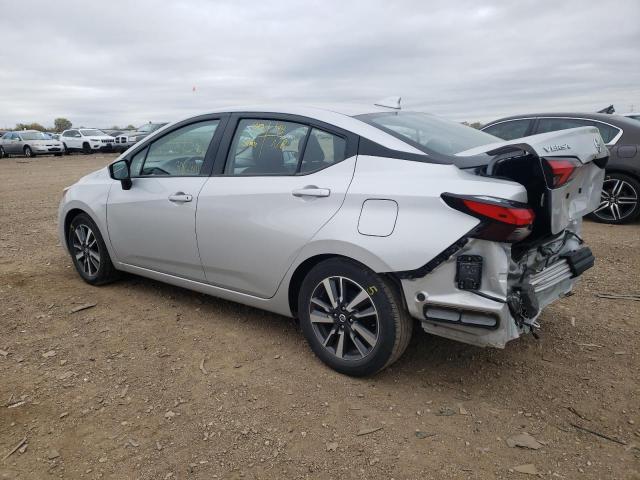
(58, 105, 605, 376)
(0, 130, 65, 157)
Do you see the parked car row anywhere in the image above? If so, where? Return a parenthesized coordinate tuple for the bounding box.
(0, 123, 168, 158)
(482, 112, 640, 224)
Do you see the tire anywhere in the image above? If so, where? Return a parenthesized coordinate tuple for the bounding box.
(82, 142, 92, 155)
(63, 143, 71, 155)
(67, 213, 119, 285)
(24, 146, 34, 158)
(0, 146, 5, 158)
(298, 258, 413, 376)
(591, 172, 640, 224)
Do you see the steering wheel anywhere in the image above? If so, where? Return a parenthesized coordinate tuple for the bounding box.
(145, 167, 171, 176)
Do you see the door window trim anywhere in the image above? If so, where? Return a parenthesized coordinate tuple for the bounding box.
(532, 116, 623, 146)
(486, 116, 623, 146)
(213, 112, 358, 177)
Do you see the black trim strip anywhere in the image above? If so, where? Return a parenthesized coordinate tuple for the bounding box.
(357, 137, 452, 164)
(395, 237, 469, 280)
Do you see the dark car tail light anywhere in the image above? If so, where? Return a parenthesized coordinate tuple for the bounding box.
(441, 193, 535, 243)
(542, 157, 581, 188)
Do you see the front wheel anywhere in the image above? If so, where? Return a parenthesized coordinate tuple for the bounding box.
(67, 213, 119, 285)
(591, 173, 640, 224)
(298, 258, 413, 376)
(24, 146, 34, 158)
(82, 143, 92, 155)
(0, 146, 5, 158)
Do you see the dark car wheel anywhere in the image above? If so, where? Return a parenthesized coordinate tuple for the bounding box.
(591, 173, 640, 224)
(298, 258, 413, 376)
(67, 213, 119, 285)
(63, 143, 71, 155)
(0, 146, 5, 158)
(82, 142, 92, 154)
(24, 146, 34, 158)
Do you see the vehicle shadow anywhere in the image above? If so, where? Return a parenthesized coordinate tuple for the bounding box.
(112, 272, 538, 388)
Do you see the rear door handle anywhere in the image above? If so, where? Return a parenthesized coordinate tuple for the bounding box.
(292, 187, 331, 198)
(168, 192, 193, 203)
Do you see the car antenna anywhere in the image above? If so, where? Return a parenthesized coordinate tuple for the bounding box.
(374, 96, 402, 110)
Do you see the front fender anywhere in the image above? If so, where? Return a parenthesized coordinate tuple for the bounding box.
(58, 175, 116, 261)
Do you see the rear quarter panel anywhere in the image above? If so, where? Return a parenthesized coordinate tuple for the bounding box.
(294, 155, 529, 273)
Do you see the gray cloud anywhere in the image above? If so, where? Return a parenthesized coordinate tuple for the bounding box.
(1, 0, 638, 128)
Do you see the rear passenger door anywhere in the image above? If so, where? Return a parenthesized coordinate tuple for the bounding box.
(196, 114, 358, 298)
(5, 133, 21, 154)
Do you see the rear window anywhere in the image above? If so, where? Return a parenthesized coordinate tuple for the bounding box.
(356, 112, 499, 156)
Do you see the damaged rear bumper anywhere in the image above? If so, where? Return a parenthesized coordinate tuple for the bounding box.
(399, 220, 592, 348)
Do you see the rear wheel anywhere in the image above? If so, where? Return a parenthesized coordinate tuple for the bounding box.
(0, 146, 5, 158)
(298, 258, 413, 376)
(24, 146, 34, 158)
(63, 143, 70, 155)
(67, 213, 119, 285)
(591, 173, 640, 224)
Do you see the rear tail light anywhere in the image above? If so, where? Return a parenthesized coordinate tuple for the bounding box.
(542, 157, 580, 188)
(442, 193, 535, 242)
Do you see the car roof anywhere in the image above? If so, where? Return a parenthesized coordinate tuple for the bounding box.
(484, 112, 640, 129)
(179, 104, 425, 154)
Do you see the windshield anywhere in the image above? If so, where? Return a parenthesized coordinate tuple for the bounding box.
(80, 129, 105, 136)
(20, 132, 48, 140)
(138, 123, 163, 133)
(356, 112, 499, 156)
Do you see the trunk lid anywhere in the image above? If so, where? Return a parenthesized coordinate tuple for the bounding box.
(455, 127, 608, 235)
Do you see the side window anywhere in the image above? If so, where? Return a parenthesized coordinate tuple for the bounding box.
(129, 147, 148, 177)
(225, 119, 309, 175)
(139, 120, 219, 176)
(536, 118, 620, 144)
(299, 129, 347, 174)
(482, 119, 532, 140)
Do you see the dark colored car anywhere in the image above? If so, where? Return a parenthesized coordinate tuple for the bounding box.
(482, 113, 640, 224)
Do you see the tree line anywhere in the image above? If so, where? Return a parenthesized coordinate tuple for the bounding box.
(8, 118, 136, 133)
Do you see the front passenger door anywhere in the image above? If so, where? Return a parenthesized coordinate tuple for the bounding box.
(107, 118, 225, 280)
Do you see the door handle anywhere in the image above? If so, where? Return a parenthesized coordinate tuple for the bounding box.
(292, 187, 331, 198)
(168, 192, 193, 203)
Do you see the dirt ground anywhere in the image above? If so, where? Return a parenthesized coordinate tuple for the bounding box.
(1, 153, 638, 480)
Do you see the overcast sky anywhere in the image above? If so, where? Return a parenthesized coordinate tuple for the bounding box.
(1, 0, 639, 128)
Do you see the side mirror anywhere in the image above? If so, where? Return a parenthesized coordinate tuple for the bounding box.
(109, 159, 132, 190)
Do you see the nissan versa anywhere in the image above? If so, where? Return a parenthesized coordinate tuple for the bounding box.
(58, 105, 606, 376)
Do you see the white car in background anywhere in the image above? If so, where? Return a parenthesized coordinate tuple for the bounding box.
(60, 128, 116, 154)
(58, 104, 606, 376)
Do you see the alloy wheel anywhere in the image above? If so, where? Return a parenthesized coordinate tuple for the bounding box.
(308, 276, 380, 361)
(72, 224, 101, 277)
(593, 177, 639, 222)
(24, 147, 33, 158)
